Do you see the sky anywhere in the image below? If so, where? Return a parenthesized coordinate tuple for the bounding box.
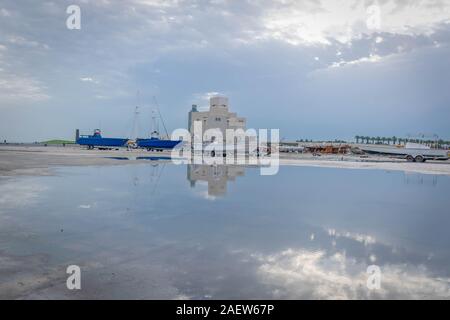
(0, 0, 449, 142)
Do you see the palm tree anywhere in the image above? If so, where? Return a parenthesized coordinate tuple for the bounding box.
(392, 136, 397, 145)
(355, 135, 360, 144)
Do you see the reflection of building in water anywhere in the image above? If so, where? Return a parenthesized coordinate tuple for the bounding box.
(187, 164, 245, 196)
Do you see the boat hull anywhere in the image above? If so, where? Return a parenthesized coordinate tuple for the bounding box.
(77, 137, 129, 147)
(137, 138, 181, 149)
(359, 145, 449, 160)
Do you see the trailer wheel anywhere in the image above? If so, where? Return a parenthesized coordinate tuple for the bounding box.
(415, 155, 425, 163)
(406, 155, 415, 162)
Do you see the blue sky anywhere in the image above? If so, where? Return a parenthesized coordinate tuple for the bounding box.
(0, 0, 449, 141)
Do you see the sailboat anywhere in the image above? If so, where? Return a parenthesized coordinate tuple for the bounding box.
(136, 100, 181, 151)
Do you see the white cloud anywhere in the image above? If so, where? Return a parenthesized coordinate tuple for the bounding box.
(192, 91, 226, 109)
(0, 8, 11, 17)
(0, 72, 50, 104)
(201, 91, 223, 100)
(134, 0, 180, 8)
(80, 77, 99, 84)
(0, 180, 47, 213)
(257, 0, 450, 46)
(253, 248, 450, 299)
(7, 35, 48, 49)
(330, 54, 382, 68)
(327, 228, 377, 246)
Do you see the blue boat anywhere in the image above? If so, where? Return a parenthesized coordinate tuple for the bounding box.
(76, 129, 129, 149)
(137, 137, 181, 150)
(135, 105, 181, 151)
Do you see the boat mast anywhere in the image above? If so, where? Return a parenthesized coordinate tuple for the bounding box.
(131, 105, 140, 140)
(150, 109, 160, 138)
(152, 96, 169, 139)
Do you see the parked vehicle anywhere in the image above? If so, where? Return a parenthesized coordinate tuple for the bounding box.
(359, 142, 449, 162)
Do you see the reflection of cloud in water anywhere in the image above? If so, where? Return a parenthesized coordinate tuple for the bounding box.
(0, 179, 47, 213)
(253, 248, 450, 299)
(327, 228, 376, 246)
(199, 190, 217, 201)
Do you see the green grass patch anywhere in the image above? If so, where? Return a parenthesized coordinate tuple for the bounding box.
(41, 139, 76, 145)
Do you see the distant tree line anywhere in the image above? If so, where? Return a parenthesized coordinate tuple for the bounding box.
(293, 137, 450, 149)
(295, 139, 348, 143)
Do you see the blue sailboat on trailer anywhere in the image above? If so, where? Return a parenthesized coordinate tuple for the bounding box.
(137, 137, 181, 150)
(136, 103, 181, 151)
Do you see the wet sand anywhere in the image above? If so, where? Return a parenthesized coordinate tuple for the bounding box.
(0, 145, 172, 177)
(1, 144, 450, 177)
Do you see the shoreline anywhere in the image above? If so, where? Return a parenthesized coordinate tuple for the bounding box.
(1, 145, 450, 177)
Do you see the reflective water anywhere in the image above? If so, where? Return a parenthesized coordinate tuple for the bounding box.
(1, 162, 449, 299)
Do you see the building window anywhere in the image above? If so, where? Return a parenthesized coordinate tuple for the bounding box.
(215, 117, 221, 121)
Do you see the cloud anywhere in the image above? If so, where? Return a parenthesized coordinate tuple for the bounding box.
(0, 71, 50, 104)
(257, 0, 450, 46)
(1, 8, 11, 17)
(327, 228, 377, 246)
(253, 248, 450, 299)
(192, 91, 226, 109)
(80, 77, 99, 84)
(7, 35, 49, 49)
(198, 91, 223, 101)
(0, 179, 47, 214)
(330, 53, 382, 68)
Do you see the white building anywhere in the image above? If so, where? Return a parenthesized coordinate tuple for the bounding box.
(188, 96, 246, 142)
